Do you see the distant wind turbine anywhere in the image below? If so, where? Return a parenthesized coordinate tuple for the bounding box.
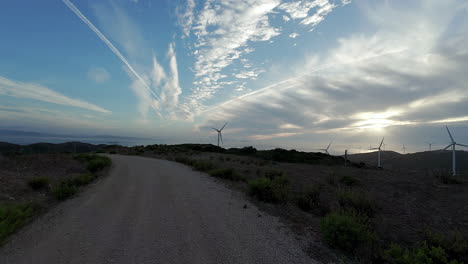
(425, 141, 434, 151)
(370, 137, 384, 168)
(318, 141, 333, 155)
(402, 144, 406, 154)
(443, 126, 468, 176)
(212, 122, 228, 147)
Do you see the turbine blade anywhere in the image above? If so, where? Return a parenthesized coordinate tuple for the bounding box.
(379, 137, 384, 148)
(220, 121, 228, 131)
(456, 143, 468, 148)
(327, 141, 332, 150)
(212, 128, 218, 132)
(443, 144, 452, 150)
(446, 126, 455, 143)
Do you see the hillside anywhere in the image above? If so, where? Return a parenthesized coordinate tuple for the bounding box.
(349, 150, 468, 173)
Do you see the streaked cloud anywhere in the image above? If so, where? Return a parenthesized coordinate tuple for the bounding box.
(0, 76, 111, 114)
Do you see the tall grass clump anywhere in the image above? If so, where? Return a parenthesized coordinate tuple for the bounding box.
(383, 242, 463, 264)
(28, 176, 50, 190)
(338, 190, 376, 217)
(74, 154, 112, 172)
(0, 203, 39, 243)
(71, 173, 96, 186)
(339, 175, 360, 186)
(192, 160, 216, 172)
(295, 184, 329, 216)
(52, 181, 77, 201)
(248, 175, 290, 203)
(320, 210, 376, 254)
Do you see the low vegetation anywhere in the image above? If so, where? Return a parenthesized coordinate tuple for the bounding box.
(28, 176, 50, 190)
(71, 173, 95, 186)
(208, 168, 245, 181)
(248, 175, 290, 203)
(339, 175, 360, 186)
(384, 242, 462, 264)
(0, 203, 39, 244)
(295, 184, 329, 216)
(337, 189, 377, 217)
(320, 210, 376, 255)
(52, 180, 78, 201)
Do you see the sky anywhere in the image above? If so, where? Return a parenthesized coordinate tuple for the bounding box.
(0, 0, 467, 153)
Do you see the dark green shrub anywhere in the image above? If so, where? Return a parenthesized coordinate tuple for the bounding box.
(248, 176, 290, 203)
(320, 211, 376, 254)
(338, 190, 376, 217)
(296, 184, 329, 215)
(174, 156, 195, 166)
(28, 176, 50, 190)
(71, 173, 95, 186)
(424, 229, 468, 262)
(208, 168, 245, 181)
(52, 181, 77, 201)
(340, 175, 360, 186)
(87, 156, 111, 172)
(0, 203, 39, 243)
(192, 160, 216, 172)
(109, 151, 117, 154)
(434, 171, 464, 185)
(384, 242, 462, 264)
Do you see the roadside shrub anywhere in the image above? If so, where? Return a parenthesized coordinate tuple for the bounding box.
(338, 190, 376, 217)
(109, 151, 117, 154)
(424, 229, 468, 262)
(383, 242, 462, 264)
(248, 176, 290, 203)
(340, 175, 360, 186)
(71, 173, 95, 186)
(192, 160, 216, 172)
(296, 184, 330, 216)
(28, 176, 50, 190)
(264, 169, 284, 179)
(208, 168, 245, 181)
(0, 203, 39, 243)
(87, 156, 111, 172)
(52, 181, 77, 201)
(434, 171, 464, 185)
(320, 211, 376, 254)
(175, 156, 195, 166)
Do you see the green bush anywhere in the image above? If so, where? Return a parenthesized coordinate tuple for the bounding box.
(424, 229, 468, 262)
(0, 203, 39, 243)
(248, 176, 290, 203)
(175, 156, 195, 166)
(52, 181, 77, 201)
(295, 184, 329, 215)
(87, 156, 111, 172)
(192, 160, 216, 172)
(208, 168, 245, 181)
(384, 242, 462, 264)
(28, 176, 50, 190)
(320, 211, 376, 254)
(338, 190, 376, 217)
(340, 175, 360, 186)
(71, 173, 95, 186)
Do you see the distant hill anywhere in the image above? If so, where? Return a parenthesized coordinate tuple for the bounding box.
(348, 150, 468, 173)
(0, 141, 106, 154)
(0, 129, 152, 142)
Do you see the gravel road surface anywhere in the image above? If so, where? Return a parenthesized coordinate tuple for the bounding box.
(0, 155, 316, 264)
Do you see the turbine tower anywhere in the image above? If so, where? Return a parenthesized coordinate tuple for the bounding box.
(402, 144, 406, 154)
(443, 126, 468, 176)
(425, 141, 434, 151)
(212, 122, 228, 147)
(370, 137, 384, 168)
(318, 141, 333, 155)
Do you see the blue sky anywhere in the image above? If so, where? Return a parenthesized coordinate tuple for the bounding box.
(1, 0, 468, 153)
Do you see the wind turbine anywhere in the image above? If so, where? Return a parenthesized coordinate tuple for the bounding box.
(318, 141, 333, 155)
(425, 141, 434, 151)
(402, 144, 406, 154)
(443, 126, 468, 176)
(212, 122, 228, 147)
(370, 137, 384, 168)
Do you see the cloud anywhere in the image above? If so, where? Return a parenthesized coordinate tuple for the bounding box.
(87, 67, 110, 83)
(289, 32, 300, 38)
(177, 0, 344, 118)
(0, 76, 111, 114)
(199, 0, 468, 146)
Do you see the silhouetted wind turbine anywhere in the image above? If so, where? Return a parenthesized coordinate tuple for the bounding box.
(318, 141, 333, 155)
(212, 122, 228, 147)
(425, 141, 434, 151)
(402, 144, 406, 154)
(443, 126, 468, 176)
(370, 137, 384, 168)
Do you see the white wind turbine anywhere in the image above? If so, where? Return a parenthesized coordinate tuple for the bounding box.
(443, 126, 468, 176)
(425, 141, 434, 151)
(370, 137, 384, 168)
(212, 122, 228, 147)
(401, 144, 406, 154)
(318, 141, 333, 155)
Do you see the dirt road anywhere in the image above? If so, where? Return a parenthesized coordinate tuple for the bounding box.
(0, 155, 315, 264)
